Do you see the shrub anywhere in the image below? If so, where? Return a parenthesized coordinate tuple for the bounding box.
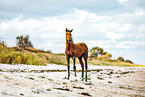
(125, 60, 133, 64)
(105, 53, 112, 58)
(117, 57, 124, 62)
(101, 52, 107, 55)
(16, 35, 33, 48)
(89, 47, 104, 58)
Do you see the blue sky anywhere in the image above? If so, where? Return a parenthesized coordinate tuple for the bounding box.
(0, 0, 145, 65)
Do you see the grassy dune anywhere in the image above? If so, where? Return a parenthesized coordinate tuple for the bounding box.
(0, 43, 144, 67)
(0, 44, 47, 65)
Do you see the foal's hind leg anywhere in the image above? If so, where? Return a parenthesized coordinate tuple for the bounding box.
(78, 57, 84, 81)
(84, 57, 88, 82)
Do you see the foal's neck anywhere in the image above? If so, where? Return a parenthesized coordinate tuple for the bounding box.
(66, 41, 74, 51)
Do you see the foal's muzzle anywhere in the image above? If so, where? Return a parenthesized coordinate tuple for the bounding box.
(67, 39, 71, 43)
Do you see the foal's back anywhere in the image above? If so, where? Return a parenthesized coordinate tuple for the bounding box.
(75, 43, 88, 58)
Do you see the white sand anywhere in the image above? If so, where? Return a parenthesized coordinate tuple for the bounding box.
(0, 64, 145, 97)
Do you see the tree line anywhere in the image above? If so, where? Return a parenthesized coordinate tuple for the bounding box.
(89, 47, 112, 58)
(89, 46, 133, 64)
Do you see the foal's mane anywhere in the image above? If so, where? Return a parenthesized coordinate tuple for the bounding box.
(70, 36, 73, 42)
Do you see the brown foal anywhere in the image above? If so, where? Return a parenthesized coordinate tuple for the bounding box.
(65, 28, 88, 81)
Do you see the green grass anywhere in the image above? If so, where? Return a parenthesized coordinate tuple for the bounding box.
(0, 51, 47, 66)
(88, 59, 145, 67)
(43, 53, 67, 65)
(0, 44, 47, 65)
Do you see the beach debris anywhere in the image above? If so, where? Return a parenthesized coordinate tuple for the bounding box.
(53, 87, 70, 91)
(73, 86, 84, 89)
(46, 89, 51, 91)
(97, 76, 104, 80)
(85, 82, 93, 85)
(108, 81, 112, 83)
(80, 92, 92, 96)
(48, 78, 54, 81)
(32, 90, 40, 94)
(20, 93, 24, 96)
(29, 77, 35, 80)
(38, 76, 46, 78)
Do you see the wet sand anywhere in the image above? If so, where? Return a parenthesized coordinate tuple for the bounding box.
(0, 64, 145, 97)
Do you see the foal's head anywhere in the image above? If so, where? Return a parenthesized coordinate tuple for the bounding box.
(65, 28, 73, 43)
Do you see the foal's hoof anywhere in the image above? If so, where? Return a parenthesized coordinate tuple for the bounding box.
(81, 77, 84, 81)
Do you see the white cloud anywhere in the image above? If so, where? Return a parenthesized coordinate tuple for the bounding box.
(1, 22, 9, 30)
(105, 31, 124, 41)
(118, 23, 131, 32)
(87, 40, 111, 49)
(115, 41, 145, 49)
(92, 23, 121, 33)
(136, 11, 145, 16)
(138, 24, 145, 32)
(117, 0, 128, 5)
(137, 24, 145, 39)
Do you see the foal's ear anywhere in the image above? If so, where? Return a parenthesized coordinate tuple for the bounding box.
(71, 29, 73, 32)
(65, 28, 68, 32)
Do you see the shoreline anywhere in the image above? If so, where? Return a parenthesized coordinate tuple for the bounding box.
(0, 64, 145, 97)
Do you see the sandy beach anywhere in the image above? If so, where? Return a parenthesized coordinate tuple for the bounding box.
(0, 64, 145, 97)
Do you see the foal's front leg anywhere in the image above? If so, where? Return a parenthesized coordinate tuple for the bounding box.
(72, 57, 76, 77)
(66, 56, 70, 79)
